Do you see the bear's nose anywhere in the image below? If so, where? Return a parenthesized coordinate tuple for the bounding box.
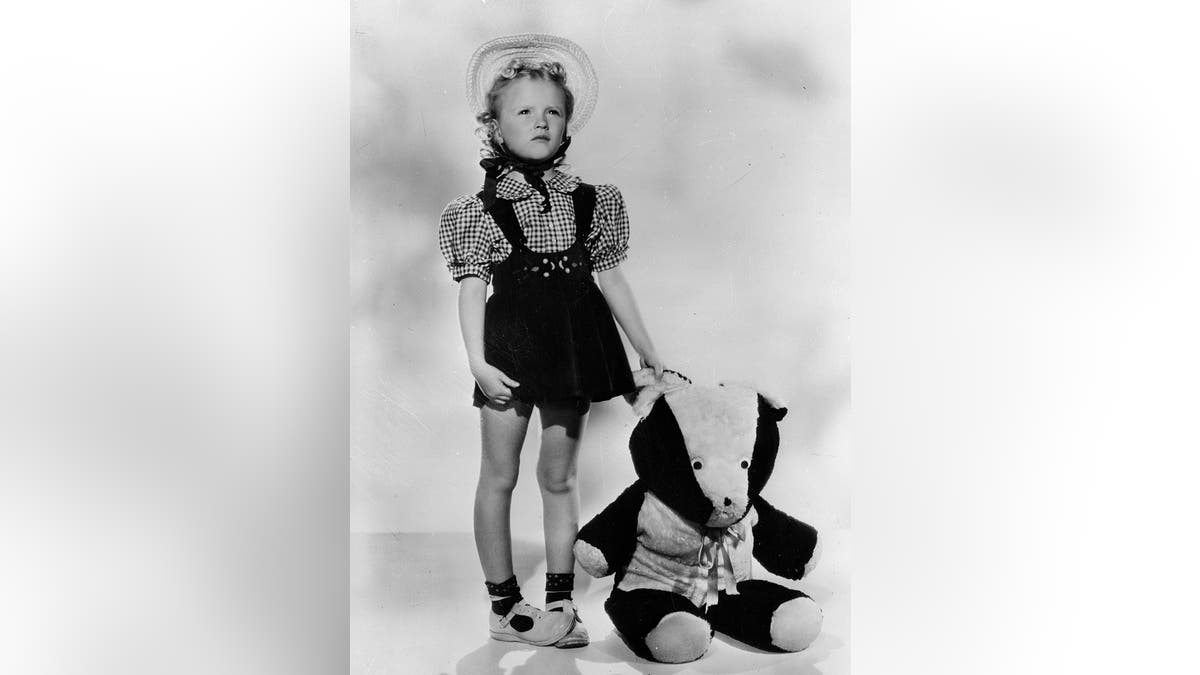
(723, 497, 732, 506)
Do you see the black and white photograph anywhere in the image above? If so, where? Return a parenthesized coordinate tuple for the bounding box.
(352, 1, 849, 673)
(11, 2, 1200, 674)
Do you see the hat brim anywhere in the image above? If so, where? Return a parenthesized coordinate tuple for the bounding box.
(466, 33, 598, 135)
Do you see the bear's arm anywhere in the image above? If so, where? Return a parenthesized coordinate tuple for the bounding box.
(751, 495, 820, 580)
(573, 481, 647, 578)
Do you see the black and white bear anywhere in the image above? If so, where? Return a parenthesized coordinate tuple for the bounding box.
(573, 370, 823, 663)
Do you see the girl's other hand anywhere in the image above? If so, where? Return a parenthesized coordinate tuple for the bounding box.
(638, 350, 665, 379)
(472, 362, 520, 405)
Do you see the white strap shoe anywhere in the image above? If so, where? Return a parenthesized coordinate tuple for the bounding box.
(489, 600, 574, 646)
(546, 600, 589, 649)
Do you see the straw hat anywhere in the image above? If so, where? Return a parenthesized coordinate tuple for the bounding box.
(466, 33, 598, 134)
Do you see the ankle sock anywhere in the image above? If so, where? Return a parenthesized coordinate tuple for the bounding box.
(545, 572, 574, 610)
(485, 576, 522, 616)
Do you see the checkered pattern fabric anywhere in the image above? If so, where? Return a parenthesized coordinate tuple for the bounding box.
(438, 170, 631, 284)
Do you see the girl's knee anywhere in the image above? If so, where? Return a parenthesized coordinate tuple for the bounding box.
(536, 468, 577, 495)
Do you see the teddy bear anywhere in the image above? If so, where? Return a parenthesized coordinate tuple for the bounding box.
(573, 369, 823, 663)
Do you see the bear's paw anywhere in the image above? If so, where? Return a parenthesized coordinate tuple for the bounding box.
(802, 535, 823, 578)
(573, 539, 610, 578)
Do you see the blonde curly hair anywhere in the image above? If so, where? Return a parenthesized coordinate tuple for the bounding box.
(474, 59, 576, 158)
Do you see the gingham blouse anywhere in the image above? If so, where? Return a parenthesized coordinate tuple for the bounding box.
(438, 169, 630, 284)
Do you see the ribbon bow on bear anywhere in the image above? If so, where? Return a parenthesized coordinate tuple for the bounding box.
(697, 521, 747, 607)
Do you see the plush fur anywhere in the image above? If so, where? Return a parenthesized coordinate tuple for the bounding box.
(575, 369, 822, 663)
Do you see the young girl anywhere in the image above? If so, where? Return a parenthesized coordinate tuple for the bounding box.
(438, 34, 665, 648)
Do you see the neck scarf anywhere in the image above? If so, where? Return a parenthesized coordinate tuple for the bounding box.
(479, 137, 572, 213)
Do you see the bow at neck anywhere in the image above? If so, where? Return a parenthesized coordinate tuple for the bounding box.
(479, 137, 573, 212)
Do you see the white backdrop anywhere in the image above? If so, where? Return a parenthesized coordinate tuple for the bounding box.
(351, 0, 849, 540)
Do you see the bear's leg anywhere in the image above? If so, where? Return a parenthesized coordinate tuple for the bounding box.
(605, 588, 712, 663)
(706, 580, 822, 653)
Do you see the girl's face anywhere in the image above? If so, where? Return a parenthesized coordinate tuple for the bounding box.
(493, 78, 567, 163)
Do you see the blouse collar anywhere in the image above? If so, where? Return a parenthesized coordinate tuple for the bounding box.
(494, 169, 580, 201)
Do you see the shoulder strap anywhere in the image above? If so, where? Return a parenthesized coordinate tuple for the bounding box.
(570, 183, 597, 241)
(476, 189, 525, 248)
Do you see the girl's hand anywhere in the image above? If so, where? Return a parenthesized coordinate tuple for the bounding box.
(471, 362, 521, 405)
(638, 350, 666, 378)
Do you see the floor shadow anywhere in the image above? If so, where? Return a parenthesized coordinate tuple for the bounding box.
(454, 628, 649, 675)
(512, 648, 586, 675)
(453, 639, 597, 675)
(581, 622, 833, 675)
(444, 610, 836, 675)
(455, 640, 533, 675)
(709, 629, 836, 675)
(581, 631, 681, 670)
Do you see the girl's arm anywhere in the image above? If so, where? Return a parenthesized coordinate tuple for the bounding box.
(458, 276, 519, 403)
(596, 267, 665, 375)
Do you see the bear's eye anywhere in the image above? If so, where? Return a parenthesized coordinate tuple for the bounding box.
(691, 459, 703, 471)
(740, 459, 750, 469)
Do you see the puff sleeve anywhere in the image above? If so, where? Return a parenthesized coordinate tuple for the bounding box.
(438, 196, 496, 284)
(586, 184, 631, 272)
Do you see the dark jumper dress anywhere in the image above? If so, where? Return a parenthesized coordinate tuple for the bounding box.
(472, 183, 635, 409)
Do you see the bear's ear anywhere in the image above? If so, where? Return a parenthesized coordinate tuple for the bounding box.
(719, 381, 788, 422)
(749, 393, 787, 495)
(626, 368, 691, 418)
(759, 391, 788, 422)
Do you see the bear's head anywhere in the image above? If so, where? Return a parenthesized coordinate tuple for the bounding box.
(627, 369, 788, 528)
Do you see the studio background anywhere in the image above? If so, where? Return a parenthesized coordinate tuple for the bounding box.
(352, 1, 848, 672)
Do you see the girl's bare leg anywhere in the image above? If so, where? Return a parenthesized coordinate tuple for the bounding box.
(474, 399, 533, 582)
(536, 403, 588, 573)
